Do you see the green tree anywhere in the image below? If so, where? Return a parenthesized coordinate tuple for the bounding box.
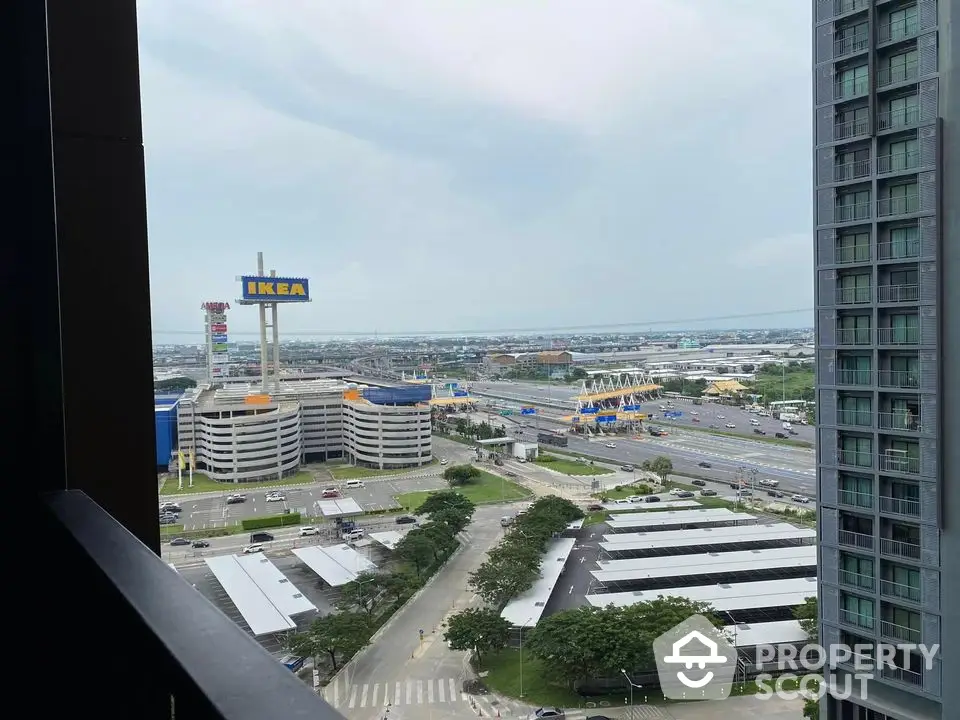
(155, 377, 197, 392)
(310, 612, 371, 671)
(430, 506, 473, 535)
(380, 571, 417, 604)
(569, 367, 587, 380)
(419, 522, 459, 562)
(468, 558, 539, 608)
(443, 464, 481, 486)
(454, 418, 470, 436)
(641, 456, 674, 486)
(414, 490, 475, 517)
(394, 529, 436, 578)
(793, 596, 818, 640)
(443, 608, 512, 666)
(338, 571, 381, 616)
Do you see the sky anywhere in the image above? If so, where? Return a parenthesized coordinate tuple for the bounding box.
(138, 0, 814, 343)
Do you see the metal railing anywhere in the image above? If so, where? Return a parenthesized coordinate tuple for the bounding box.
(877, 411, 921, 433)
(835, 201, 872, 222)
(877, 61, 919, 88)
(43, 490, 346, 720)
(877, 194, 920, 217)
(836, 0, 869, 15)
(837, 368, 874, 386)
(877, 327, 919, 345)
(880, 665, 923, 687)
(878, 370, 920, 389)
(878, 18, 919, 44)
(835, 245, 871, 264)
(877, 237, 920, 260)
(835, 117, 871, 140)
(879, 495, 920, 517)
(877, 150, 919, 174)
(838, 489, 874, 509)
(837, 409, 873, 427)
(835, 157, 872, 182)
(880, 537, 922, 560)
(879, 578, 921, 603)
(877, 104, 919, 131)
(877, 284, 920, 303)
(839, 530, 875, 550)
(878, 453, 920, 474)
(834, 77, 870, 100)
(880, 620, 921, 644)
(838, 449, 873, 468)
(836, 328, 873, 345)
(839, 569, 876, 591)
(840, 609, 876, 631)
(834, 33, 870, 58)
(836, 286, 872, 305)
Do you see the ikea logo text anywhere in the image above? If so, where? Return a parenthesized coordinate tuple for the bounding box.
(245, 280, 306, 297)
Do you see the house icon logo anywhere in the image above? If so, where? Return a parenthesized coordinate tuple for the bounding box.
(653, 614, 737, 700)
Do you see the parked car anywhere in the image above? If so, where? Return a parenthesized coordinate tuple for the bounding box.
(675, 491, 695, 498)
(753, 428, 766, 435)
(299, 526, 320, 537)
(691, 479, 706, 486)
(191, 540, 210, 548)
(226, 494, 247, 504)
(725, 423, 737, 429)
(395, 515, 418, 525)
(792, 494, 811, 503)
(697, 461, 712, 468)
(643, 495, 661, 503)
(587, 504, 604, 512)
(242, 545, 265, 554)
(265, 492, 286, 502)
(739, 489, 753, 497)
(620, 465, 634, 472)
(759, 479, 779, 487)
(700, 489, 718, 497)
(169, 537, 190, 546)
(321, 488, 340, 498)
(343, 529, 365, 541)
(529, 708, 565, 719)
(775, 432, 788, 439)
(439, 458, 448, 465)
(604, 442, 616, 448)
(159, 517, 177, 525)
(767, 490, 785, 498)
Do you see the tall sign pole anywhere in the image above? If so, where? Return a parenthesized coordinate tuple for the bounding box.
(201, 301, 231, 381)
(256, 252, 269, 392)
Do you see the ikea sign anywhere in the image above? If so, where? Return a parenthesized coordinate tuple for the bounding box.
(240, 276, 310, 303)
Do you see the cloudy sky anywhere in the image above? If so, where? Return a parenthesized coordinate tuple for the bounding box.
(138, 0, 813, 342)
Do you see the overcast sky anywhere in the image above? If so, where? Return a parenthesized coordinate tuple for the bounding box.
(138, 0, 813, 343)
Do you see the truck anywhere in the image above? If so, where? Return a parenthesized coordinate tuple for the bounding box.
(538, 432, 568, 447)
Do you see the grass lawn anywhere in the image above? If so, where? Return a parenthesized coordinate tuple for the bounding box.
(600, 482, 655, 500)
(394, 470, 531, 511)
(534, 457, 612, 476)
(159, 470, 315, 496)
(329, 460, 436, 481)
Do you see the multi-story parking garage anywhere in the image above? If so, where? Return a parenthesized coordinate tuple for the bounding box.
(177, 380, 432, 482)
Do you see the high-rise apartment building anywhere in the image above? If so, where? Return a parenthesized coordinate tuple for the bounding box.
(813, 1, 959, 718)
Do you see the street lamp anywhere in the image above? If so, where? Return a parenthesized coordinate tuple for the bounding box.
(621, 669, 642, 708)
(519, 617, 534, 698)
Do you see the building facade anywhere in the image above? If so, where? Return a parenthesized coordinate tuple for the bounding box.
(176, 380, 432, 482)
(813, 1, 959, 718)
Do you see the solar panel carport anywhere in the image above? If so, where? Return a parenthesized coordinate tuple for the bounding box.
(590, 546, 817, 585)
(234, 554, 316, 618)
(501, 538, 576, 628)
(605, 508, 758, 532)
(600, 500, 701, 512)
(314, 498, 364, 518)
(368, 530, 404, 551)
(292, 544, 377, 587)
(599, 523, 816, 556)
(586, 577, 818, 612)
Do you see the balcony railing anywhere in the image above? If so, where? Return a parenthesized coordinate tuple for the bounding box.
(838, 449, 873, 468)
(836, 286, 873, 305)
(880, 578, 921, 603)
(877, 150, 919, 175)
(835, 158, 872, 182)
(839, 489, 874, 509)
(836, 328, 873, 346)
(879, 495, 920, 517)
(835, 245, 871, 265)
(878, 19, 919, 44)
(880, 665, 924, 687)
(835, 117, 871, 140)
(877, 238, 920, 261)
(840, 609, 876, 631)
(880, 620, 921, 644)
(877, 411, 921, 433)
(836, 0, 869, 14)
(878, 370, 920, 389)
(834, 33, 870, 58)
(837, 368, 874, 386)
(877, 105, 919, 131)
(877, 194, 920, 217)
(877, 284, 920, 303)
(877, 327, 919, 345)
(839, 530, 875, 550)
(877, 61, 919, 88)
(880, 537, 921, 560)
(44, 490, 346, 720)
(837, 409, 873, 427)
(878, 453, 920, 474)
(839, 569, 876, 591)
(836, 202, 872, 222)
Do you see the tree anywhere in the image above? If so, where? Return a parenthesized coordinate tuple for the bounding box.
(793, 596, 818, 640)
(380, 570, 417, 604)
(310, 612, 371, 671)
(415, 490, 475, 517)
(443, 464, 481, 487)
(430, 506, 473, 535)
(468, 558, 539, 608)
(741, 364, 756, 373)
(394, 529, 436, 577)
(641, 456, 674, 486)
(338, 571, 381, 616)
(454, 418, 470, 436)
(419, 522, 458, 561)
(443, 608, 512, 666)
(155, 376, 196, 392)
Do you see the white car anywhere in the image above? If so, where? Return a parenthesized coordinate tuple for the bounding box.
(792, 494, 811, 503)
(690, 411, 699, 416)
(626, 495, 644, 503)
(605, 442, 616, 448)
(759, 479, 779, 487)
(750, 419, 761, 426)
(439, 458, 448, 465)
(614, 498, 631, 505)
(669, 488, 683, 496)
(266, 493, 286, 502)
(725, 423, 736, 429)
(716, 414, 726, 419)
(242, 545, 265, 554)
(343, 529, 365, 541)
(299, 526, 319, 537)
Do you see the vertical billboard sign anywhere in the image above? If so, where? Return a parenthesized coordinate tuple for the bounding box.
(202, 302, 231, 380)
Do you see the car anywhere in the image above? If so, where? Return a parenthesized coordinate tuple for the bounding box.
(669, 487, 683, 496)
(643, 495, 661, 503)
(691, 416, 700, 422)
(169, 537, 190, 546)
(627, 495, 644, 503)
(729, 482, 740, 489)
(586, 716, 612, 720)
(160, 502, 181, 512)
(517, 457, 527, 463)
(265, 493, 286, 502)
(243, 545, 265, 554)
(159, 512, 179, 521)
(775, 432, 788, 439)
(716, 414, 726, 419)
(700, 489, 718, 496)
(691, 479, 706, 486)
(159, 517, 177, 525)
(697, 461, 712, 468)
(439, 458, 448, 465)
(299, 526, 319, 536)
(675, 491, 695, 498)
(506, 471, 518, 477)
(321, 489, 340, 498)
(690, 411, 699, 416)
(226, 494, 247, 504)
(753, 428, 766, 435)
(792, 494, 811, 503)
(620, 465, 634, 472)
(587, 504, 604, 512)
(343, 529, 365, 541)
(529, 708, 566, 719)
(739, 489, 753, 497)
(725, 423, 737, 429)
(614, 498, 631, 505)
(767, 490, 785, 498)
(759, 479, 779, 487)
(605, 442, 616, 448)
(191, 540, 210, 548)
(395, 515, 418, 525)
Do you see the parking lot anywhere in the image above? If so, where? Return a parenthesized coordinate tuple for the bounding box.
(636, 399, 815, 443)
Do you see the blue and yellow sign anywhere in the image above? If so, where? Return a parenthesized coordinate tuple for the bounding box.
(240, 276, 310, 303)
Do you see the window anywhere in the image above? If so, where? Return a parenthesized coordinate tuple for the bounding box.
(890, 313, 919, 343)
(886, 6, 919, 42)
(841, 593, 876, 629)
(883, 563, 920, 601)
(887, 225, 919, 259)
(884, 95, 919, 129)
(890, 355, 918, 375)
(838, 354, 871, 385)
(837, 231, 870, 263)
(839, 395, 872, 426)
(840, 553, 875, 589)
(884, 50, 918, 85)
(836, 106, 870, 138)
(836, 148, 870, 180)
(886, 138, 918, 172)
(838, 273, 871, 303)
(885, 182, 919, 215)
(839, 65, 869, 97)
(838, 314, 872, 344)
(841, 434, 873, 467)
(839, 473, 874, 507)
(837, 190, 871, 221)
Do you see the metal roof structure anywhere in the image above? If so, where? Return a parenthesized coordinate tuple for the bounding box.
(723, 620, 808, 648)
(501, 538, 576, 628)
(590, 546, 817, 584)
(586, 577, 818, 611)
(314, 498, 364, 518)
(601, 500, 701, 512)
(368, 530, 404, 551)
(204, 555, 298, 636)
(234, 554, 316, 618)
(606, 508, 758, 531)
(600, 523, 816, 553)
(291, 544, 377, 587)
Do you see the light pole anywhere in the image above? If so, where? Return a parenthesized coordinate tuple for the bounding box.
(621, 669, 642, 709)
(519, 617, 534, 698)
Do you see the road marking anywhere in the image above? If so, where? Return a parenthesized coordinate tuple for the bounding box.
(406, 681, 412, 705)
(568, 585, 574, 594)
(417, 680, 423, 704)
(360, 684, 369, 707)
(348, 686, 357, 709)
(449, 678, 457, 701)
(374, 683, 381, 707)
(332, 680, 338, 707)
(427, 680, 434, 703)
(394, 681, 401, 705)
(438, 678, 445, 702)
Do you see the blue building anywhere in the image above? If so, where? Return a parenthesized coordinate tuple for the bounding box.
(154, 395, 181, 469)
